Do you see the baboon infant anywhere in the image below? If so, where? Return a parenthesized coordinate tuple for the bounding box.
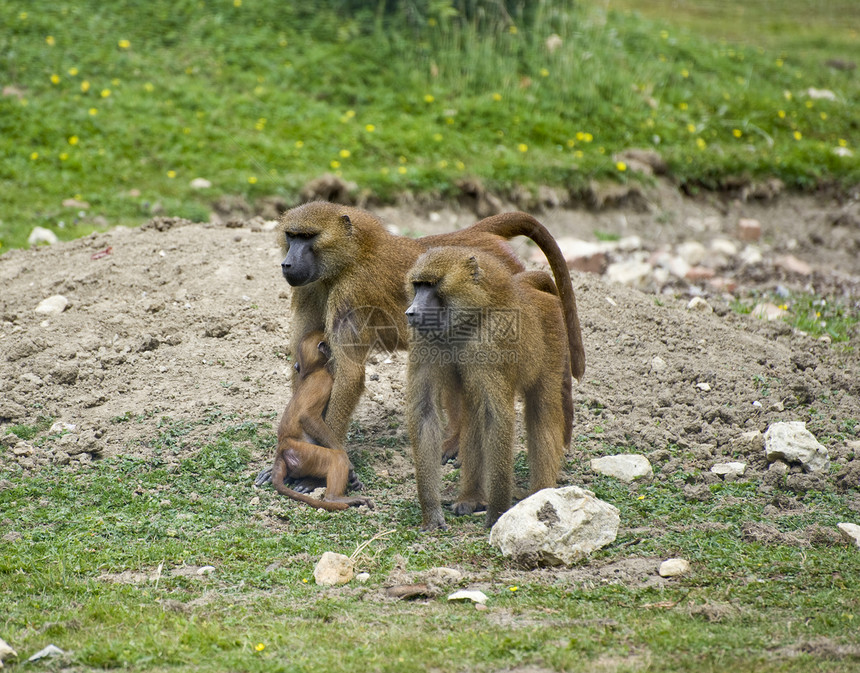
(256, 331, 373, 511)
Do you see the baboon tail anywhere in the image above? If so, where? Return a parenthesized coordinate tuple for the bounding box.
(472, 212, 586, 380)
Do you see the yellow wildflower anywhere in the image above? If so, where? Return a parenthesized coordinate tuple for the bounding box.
(30, 152, 38, 160)
(330, 160, 341, 169)
(68, 135, 79, 145)
(687, 123, 696, 133)
(144, 82, 154, 92)
(118, 39, 131, 49)
(68, 67, 78, 76)
(167, 170, 176, 178)
(517, 143, 528, 153)
(424, 94, 435, 103)
(433, 133, 443, 142)
(492, 93, 502, 102)
(365, 124, 376, 132)
(89, 108, 97, 115)
(248, 176, 257, 184)
(46, 35, 55, 46)
(50, 74, 60, 84)
(732, 129, 742, 138)
(696, 138, 707, 150)
(59, 152, 68, 161)
(339, 149, 351, 159)
(101, 89, 111, 98)
(539, 68, 549, 77)
(295, 140, 304, 149)
(616, 161, 627, 172)
(681, 68, 689, 78)
(508, 25, 518, 34)
(793, 131, 802, 140)
(679, 102, 688, 110)
(778, 110, 786, 119)
(398, 166, 407, 174)
(255, 643, 265, 652)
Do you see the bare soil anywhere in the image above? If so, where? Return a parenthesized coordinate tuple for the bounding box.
(1, 180, 859, 501)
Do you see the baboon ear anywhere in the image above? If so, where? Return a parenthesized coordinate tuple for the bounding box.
(466, 255, 482, 283)
(340, 214, 353, 235)
(317, 340, 332, 360)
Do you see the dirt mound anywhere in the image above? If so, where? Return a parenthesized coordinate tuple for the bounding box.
(1, 186, 858, 494)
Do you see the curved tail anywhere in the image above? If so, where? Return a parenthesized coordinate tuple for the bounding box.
(472, 212, 586, 380)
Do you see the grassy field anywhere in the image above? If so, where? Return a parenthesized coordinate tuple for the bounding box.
(2, 2, 859, 671)
(2, 414, 859, 672)
(1, 0, 858, 250)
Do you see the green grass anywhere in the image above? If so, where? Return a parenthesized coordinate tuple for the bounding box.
(1, 0, 858, 250)
(732, 291, 860, 343)
(2, 416, 860, 672)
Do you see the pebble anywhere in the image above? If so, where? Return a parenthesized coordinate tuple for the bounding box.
(28, 226, 59, 246)
(447, 589, 488, 604)
(35, 295, 69, 315)
(658, 558, 691, 577)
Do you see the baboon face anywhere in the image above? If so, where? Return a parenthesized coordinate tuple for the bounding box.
(281, 232, 320, 286)
(405, 282, 448, 333)
(294, 331, 330, 379)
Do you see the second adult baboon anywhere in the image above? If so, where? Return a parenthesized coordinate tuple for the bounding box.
(256, 331, 373, 511)
(277, 202, 585, 445)
(405, 247, 574, 530)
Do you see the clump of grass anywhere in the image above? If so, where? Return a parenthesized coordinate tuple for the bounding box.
(1, 0, 858, 250)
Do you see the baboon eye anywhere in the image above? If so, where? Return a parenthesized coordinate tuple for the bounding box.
(287, 232, 316, 241)
(294, 362, 300, 372)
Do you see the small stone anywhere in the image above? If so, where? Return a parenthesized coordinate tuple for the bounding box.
(658, 558, 691, 577)
(764, 421, 830, 473)
(806, 87, 837, 101)
(775, 254, 813, 276)
(710, 238, 738, 256)
(737, 218, 761, 242)
(0, 636, 16, 666)
(62, 198, 90, 209)
(28, 645, 64, 662)
(197, 565, 216, 575)
(355, 572, 371, 583)
(696, 382, 712, 392)
(591, 454, 653, 482)
(739, 245, 763, 265)
(676, 241, 707, 266)
(837, 523, 860, 549)
(28, 226, 59, 246)
(711, 462, 746, 478)
(606, 260, 652, 287)
(190, 178, 212, 189)
(447, 589, 488, 604)
(686, 297, 712, 313)
(313, 552, 354, 586)
(650, 356, 667, 373)
(35, 295, 69, 315)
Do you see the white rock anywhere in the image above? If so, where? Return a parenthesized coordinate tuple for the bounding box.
(837, 523, 860, 549)
(676, 241, 707, 266)
(197, 565, 216, 575)
(27, 645, 64, 662)
(489, 486, 620, 567)
(615, 235, 643, 252)
(190, 177, 212, 189)
(833, 146, 853, 158)
(606, 260, 652, 287)
(650, 356, 667, 373)
(590, 455, 653, 482)
(0, 637, 16, 666)
(696, 382, 712, 392)
(658, 558, 691, 577)
(313, 552, 354, 586)
(710, 238, 738, 256)
(764, 421, 830, 473)
(739, 245, 763, 265)
(733, 430, 764, 453)
(663, 255, 691, 279)
(711, 462, 746, 478)
(260, 220, 280, 231)
(34, 295, 69, 315)
(447, 589, 488, 604)
(355, 572, 371, 583)
(28, 226, 59, 246)
(686, 297, 713, 313)
(806, 87, 837, 101)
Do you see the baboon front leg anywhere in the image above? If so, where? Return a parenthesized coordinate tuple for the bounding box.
(407, 363, 447, 531)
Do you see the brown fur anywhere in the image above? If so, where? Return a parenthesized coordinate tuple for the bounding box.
(405, 247, 573, 530)
(266, 331, 373, 511)
(278, 202, 585, 447)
